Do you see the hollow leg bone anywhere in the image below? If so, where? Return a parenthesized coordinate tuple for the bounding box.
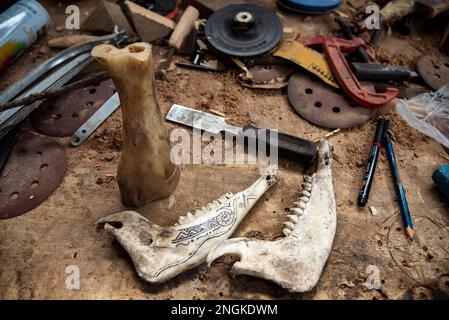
(92, 43, 179, 206)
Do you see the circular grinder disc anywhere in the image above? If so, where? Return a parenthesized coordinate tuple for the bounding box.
(288, 72, 376, 129)
(417, 54, 449, 90)
(31, 79, 115, 137)
(0, 134, 67, 219)
(205, 4, 283, 58)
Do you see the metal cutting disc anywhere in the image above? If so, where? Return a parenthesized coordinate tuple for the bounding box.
(417, 54, 449, 90)
(0, 134, 67, 219)
(31, 79, 115, 137)
(205, 4, 283, 57)
(288, 72, 376, 129)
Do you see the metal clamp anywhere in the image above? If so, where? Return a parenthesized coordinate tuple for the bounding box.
(304, 37, 399, 109)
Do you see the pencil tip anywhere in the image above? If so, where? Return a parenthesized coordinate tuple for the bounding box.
(406, 226, 414, 240)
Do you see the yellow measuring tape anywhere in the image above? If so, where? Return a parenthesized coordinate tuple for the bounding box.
(273, 39, 340, 88)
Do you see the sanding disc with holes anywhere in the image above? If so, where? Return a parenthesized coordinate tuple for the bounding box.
(31, 79, 115, 137)
(238, 64, 295, 89)
(417, 54, 449, 90)
(288, 72, 376, 129)
(205, 4, 283, 57)
(0, 134, 67, 219)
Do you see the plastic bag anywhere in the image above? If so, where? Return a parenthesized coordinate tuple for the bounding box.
(396, 84, 449, 148)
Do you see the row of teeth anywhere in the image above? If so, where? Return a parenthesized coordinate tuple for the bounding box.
(283, 175, 313, 237)
(176, 192, 234, 226)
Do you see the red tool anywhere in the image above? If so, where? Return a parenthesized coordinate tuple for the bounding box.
(304, 37, 399, 109)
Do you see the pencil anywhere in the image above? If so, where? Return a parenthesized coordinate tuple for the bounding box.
(383, 125, 414, 240)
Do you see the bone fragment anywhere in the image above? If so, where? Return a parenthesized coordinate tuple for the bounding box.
(92, 43, 179, 206)
(96, 167, 279, 283)
(207, 141, 336, 293)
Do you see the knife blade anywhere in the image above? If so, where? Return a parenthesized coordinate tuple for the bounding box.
(166, 104, 317, 164)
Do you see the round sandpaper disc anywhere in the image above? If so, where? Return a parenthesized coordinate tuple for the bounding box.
(238, 64, 295, 89)
(0, 134, 67, 219)
(31, 79, 115, 137)
(417, 54, 449, 90)
(288, 72, 376, 129)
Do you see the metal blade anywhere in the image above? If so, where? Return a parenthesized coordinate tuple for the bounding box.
(0, 53, 94, 140)
(0, 32, 125, 105)
(71, 92, 120, 147)
(166, 104, 240, 135)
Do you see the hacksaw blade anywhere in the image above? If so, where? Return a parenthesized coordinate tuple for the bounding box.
(273, 39, 340, 88)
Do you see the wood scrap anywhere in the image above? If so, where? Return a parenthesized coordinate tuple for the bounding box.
(82, 0, 134, 36)
(48, 35, 100, 49)
(126, 1, 176, 43)
(169, 6, 199, 50)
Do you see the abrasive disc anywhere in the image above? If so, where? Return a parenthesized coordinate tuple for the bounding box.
(205, 4, 283, 57)
(31, 79, 115, 137)
(288, 72, 376, 129)
(0, 134, 67, 219)
(237, 64, 295, 89)
(417, 54, 449, 90)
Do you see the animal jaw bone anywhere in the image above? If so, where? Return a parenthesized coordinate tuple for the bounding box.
(92, 43, 179, 207)
(206, 140, 336, 293)
(96, 167, 279, 283)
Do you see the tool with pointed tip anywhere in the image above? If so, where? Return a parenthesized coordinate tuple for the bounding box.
(383, 124, 414, 240)
(166, 104, 317, 164)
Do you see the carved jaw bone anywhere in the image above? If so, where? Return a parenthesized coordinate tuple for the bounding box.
(96, 167, 279, 283)
(206, 140, 336, 293)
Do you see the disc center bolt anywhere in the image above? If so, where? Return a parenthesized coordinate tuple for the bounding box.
(233, 11, 255, 31)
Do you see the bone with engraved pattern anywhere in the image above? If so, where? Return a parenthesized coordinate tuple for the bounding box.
(96, 167, 279, 283)
(206, 140, 336, 293)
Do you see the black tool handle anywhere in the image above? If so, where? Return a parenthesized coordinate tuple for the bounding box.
(358, 119, 388, 207)
(335, 16, 370, 63)
(351, 62, 415, 82)
(242, 124, 317, 164)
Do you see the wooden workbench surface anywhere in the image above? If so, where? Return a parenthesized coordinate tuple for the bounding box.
(0, 0, 448, 299)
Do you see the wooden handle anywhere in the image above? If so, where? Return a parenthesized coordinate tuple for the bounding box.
(48, 35, 100, 49)
(169, 6, 199, 50)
